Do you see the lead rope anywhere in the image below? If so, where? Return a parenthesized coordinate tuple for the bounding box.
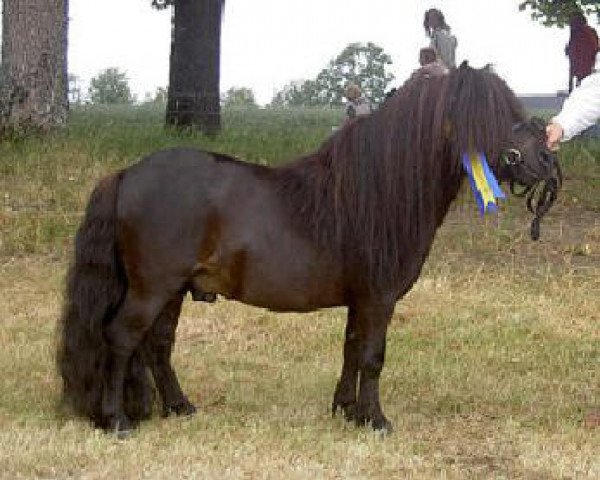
(511, 160, 562, 240)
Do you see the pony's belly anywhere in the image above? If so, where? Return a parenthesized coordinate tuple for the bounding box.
(192, 248, 345, 312)
(236, 271, 346, 312)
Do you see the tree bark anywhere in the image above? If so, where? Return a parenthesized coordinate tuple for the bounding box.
(166, 0, 222, 134)
(0, 0, 69, 133)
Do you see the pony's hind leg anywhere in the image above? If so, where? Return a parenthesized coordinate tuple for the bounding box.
(332, 306, 360, 419)
(141, 294, 197, 417)
(122, 348, 154, 423)
(102, 293, 167, 435)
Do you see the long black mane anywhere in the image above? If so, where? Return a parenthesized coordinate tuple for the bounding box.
(276, 64, 525, 291)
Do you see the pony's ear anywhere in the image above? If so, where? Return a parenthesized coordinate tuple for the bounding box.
(529, 116, 547, 135)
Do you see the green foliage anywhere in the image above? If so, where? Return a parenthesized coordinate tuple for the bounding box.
(222, 87, 257, 108)
(271, 42, 395, 107)
(154, 86, 168, 103)
(519, 0, 600, 26)
(270, 80, 321, 108)
(143, 86, 167, 104)
(67, 74, 83, 105)
(88, 68, 134, 105)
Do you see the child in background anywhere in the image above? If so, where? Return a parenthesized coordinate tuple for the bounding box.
(344, 83, 372, 121)
(423, 8, 457, 69)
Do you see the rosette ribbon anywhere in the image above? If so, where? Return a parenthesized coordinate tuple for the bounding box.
(462, 151, 506, 215)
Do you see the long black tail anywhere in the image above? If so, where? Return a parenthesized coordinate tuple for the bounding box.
(57, 171, 152, 426)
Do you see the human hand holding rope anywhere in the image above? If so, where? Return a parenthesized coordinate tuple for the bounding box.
(545, 122, 564, 151)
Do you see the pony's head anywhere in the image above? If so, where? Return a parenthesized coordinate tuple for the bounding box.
(499, 117, 561, 189)
(442, 63, 562, 239)
(499, 117, 563, 239)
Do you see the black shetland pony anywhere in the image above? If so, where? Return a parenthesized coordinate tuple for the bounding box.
(58, 64, 561, 435)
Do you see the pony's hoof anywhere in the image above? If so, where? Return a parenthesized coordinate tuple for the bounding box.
(353, 410, 393, 435)
(332, 400, 356, 422)
(115, 426, 134, 440)
(108, 416, 134, 439)
(371, 417, 393, 435)
(332, 383, 357, 421)
(163, 400, 197, 418)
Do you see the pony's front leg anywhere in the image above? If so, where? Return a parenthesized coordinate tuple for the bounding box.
(332, 306, 359, 419)
(354, 301, 394, 433)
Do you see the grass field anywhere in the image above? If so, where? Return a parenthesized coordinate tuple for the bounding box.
(0, 105, 598, 479)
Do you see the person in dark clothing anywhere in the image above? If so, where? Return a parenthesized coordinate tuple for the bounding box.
(565, 11, 599, 92)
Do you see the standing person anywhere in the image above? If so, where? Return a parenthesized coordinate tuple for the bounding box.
(545, 69, 600, 432)
(565, 11, 599, 93)
(546, 70, 600, 150)
(423, 8, 457, 69)
(344, 83, 372, 121)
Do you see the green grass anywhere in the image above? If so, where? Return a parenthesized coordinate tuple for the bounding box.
(0, 104, 342, 256)
(0, 105, 598, 478)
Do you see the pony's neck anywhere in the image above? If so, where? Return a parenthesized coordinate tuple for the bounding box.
(273, 138, 466, 293)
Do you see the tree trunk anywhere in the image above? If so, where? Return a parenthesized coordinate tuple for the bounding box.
(166, 0, 222, 134)
(0, 0, 69, 133)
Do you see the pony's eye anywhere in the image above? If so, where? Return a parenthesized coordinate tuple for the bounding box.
(504, 149, 521, 165)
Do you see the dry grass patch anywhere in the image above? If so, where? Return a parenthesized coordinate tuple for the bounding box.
(0, 234, 598, 479)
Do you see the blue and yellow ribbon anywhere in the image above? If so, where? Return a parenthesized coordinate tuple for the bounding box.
(462, 152, 505, 215)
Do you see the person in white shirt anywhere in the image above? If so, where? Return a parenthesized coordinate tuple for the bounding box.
(545, 68, 600, 432)
(546, 71, 600, 149)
